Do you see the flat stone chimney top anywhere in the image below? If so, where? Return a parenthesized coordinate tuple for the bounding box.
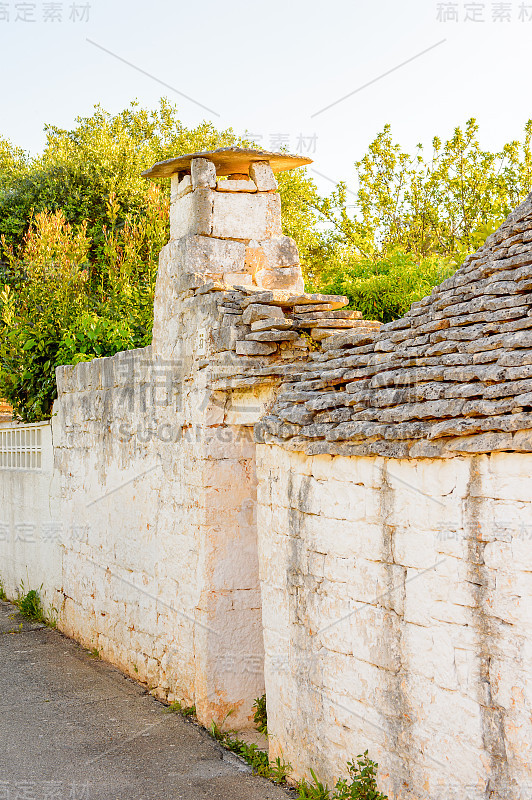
(142, 147, 312, 179)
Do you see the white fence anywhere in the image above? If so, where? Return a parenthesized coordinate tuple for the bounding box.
(0, 420, 61, 608)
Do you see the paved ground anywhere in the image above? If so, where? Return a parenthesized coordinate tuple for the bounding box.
(0, 600, 290, 800)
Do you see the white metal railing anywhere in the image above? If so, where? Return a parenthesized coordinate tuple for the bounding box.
(0, 425, 43, 469)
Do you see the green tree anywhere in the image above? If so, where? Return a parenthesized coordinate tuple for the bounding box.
(314, 118, 532, 270)
(0, 99, 319, 267)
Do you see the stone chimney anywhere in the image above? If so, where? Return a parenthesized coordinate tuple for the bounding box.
(135, 148, 313, 729)
(142, 147, 311, 293)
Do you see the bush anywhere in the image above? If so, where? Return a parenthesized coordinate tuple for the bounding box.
(311, 250, 455, 323)
(0, 195, 164, 421)
(298, 752, 388, 800)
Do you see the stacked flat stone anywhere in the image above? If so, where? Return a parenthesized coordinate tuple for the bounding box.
(181, 281, 382, 387)
(254, 193, 532, 457)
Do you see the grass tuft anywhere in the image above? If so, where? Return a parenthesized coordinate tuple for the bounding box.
(15, 583, 45, 623)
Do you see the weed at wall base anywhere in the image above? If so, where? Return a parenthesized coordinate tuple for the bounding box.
(252, 693, 268, 735)
(209, 718, 291, 784)
(298, 752, 388, 800)
(16, 583, 46, 623)
(14, 582, 57, 627)
(164, 700, 196, 717)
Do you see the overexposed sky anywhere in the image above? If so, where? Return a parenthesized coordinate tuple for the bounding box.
(1, 0, 532, 195)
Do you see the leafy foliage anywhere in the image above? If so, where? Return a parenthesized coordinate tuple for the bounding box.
(209, 716, 290, 783)
(297, 752, 387, 800)
(164, 700, 196, 717)
(314, 119, 532, 272)
(309, 250, 455, 323)
(298, 769, 331, 799)
(0, 202, 162, 421)
(252, 693, 268, 735)
(0, 100, 319, 421)
(334, 753, 388, 800)
(307, 119, 532, 322)
(0, 99, 319, 267)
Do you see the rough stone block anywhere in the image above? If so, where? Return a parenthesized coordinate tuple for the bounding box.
(303, 319, 379, 330)
(171, 174, 193, 202)
(255, 267, 305, 292)
(249, 161, 278, 191)
(242, 303, 285, 325)
(251, 318, 294, 332)
(235, 340, 277, 356)
(293, 303, 336, 313)
(244, 242, 268, 276)
(191, 157, 217, 189)
(223, 272, 253, 286)
(240, 291, 347, 309)
(259, 236, 300, 268)
(246, 330, 300, 342)
(170, 189, 213, 240)
(278, 406, 314, 425)
(512, 429, 532, 450)
(211, 192, 282, 241)
(216, 179, 257, 193)
(163, 235, 246, 276)
(295, 309, 362, 320)
(310, 327, 344, 341)
(446, 432, 514, 452)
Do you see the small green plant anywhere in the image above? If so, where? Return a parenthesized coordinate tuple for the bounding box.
(299, 330, 320, 351)
(165, 700, 196, 717)
(334, 752, 387, 800)
(269, 756, 292, 784)
(208, 714, 291, 784)
(209, 718, 225, 741)
(0, 578, 7, 601)
(46, 606, 58, 629)
(88, 647, 100, 659)
(297, 752, 387, 800)
(253, 694, 268, 735)
(16, 583, 45, 623)
(298, 769, 331, 799)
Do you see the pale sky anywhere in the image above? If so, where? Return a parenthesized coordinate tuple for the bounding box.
(1, 0, 531, 196)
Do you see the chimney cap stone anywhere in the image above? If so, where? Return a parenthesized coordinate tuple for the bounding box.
(142, 147, 312, 179)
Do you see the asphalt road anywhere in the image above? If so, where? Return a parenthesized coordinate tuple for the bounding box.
(0, 600, 289, 800)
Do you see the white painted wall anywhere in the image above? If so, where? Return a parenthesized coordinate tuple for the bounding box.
(256, 444, 532, 800)
(49, 322, 264, 728)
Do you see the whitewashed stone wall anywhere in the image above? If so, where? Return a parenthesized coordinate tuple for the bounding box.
(51, 328, 264, 729)
(256, 444, 532, 799)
